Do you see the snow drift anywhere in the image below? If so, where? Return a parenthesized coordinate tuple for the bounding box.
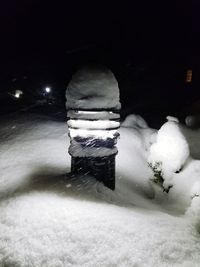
(0, 113, 200, 267)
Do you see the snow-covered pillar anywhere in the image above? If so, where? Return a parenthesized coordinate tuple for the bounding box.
(66, 65, 121, 190)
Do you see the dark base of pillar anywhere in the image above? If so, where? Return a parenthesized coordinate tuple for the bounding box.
(71, 156, 116, 190)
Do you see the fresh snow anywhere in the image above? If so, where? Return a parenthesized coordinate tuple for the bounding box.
(66, 66, 121, 110)
(148, 116, 190, 189)
(0, 113, 200, 267)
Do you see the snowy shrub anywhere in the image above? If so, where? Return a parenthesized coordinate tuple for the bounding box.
(148, 162, 163, 184)
(148, 116, 190, 192)
(148, 161, 172, 193)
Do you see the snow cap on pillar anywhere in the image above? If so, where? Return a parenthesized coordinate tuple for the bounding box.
(66, 65, 121, 110)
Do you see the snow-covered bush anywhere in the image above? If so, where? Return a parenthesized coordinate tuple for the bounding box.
(148, 161, 163, 185)
(148, 116, 190, 191)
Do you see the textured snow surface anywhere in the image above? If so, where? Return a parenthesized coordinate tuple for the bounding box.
(66, 66, 121, 110)
(0, 113, 200, 267)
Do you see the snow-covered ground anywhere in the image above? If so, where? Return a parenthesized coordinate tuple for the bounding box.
(0, 113, 200, 267)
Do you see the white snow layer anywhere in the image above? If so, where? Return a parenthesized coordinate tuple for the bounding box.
(67, 110, 120, 120)
(0, 113, 200, 267)
(66, 66, 121, 110)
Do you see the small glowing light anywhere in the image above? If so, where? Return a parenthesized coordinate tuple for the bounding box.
(68, 119, 120, 130)
(45, 87, 51, 93)
(14, 90, 23, 99)
(186, 69, 192, 83)
(77, 111, 98, 114)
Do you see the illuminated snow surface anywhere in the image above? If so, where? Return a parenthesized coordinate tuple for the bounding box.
(0, 113, 200, 267)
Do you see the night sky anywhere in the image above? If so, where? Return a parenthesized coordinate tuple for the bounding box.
(0, 0, 196, 125)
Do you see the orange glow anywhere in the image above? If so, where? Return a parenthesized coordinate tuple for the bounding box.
(186, 69, 192, 83)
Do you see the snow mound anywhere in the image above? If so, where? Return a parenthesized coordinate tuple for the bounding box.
(66, 65, 121, 110)
(166, 115, 179, 123)
(146, 117, 200, 215)
(121, 114, 148, 129)
(148, 116, 190, 187)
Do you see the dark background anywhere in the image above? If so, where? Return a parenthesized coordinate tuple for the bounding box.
(0, 0, 197, 127)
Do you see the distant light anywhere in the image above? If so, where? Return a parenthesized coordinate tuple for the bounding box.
(186, 69, 192, 83)
(45, 87, 51, 93)
(14, 90, 23, 99)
